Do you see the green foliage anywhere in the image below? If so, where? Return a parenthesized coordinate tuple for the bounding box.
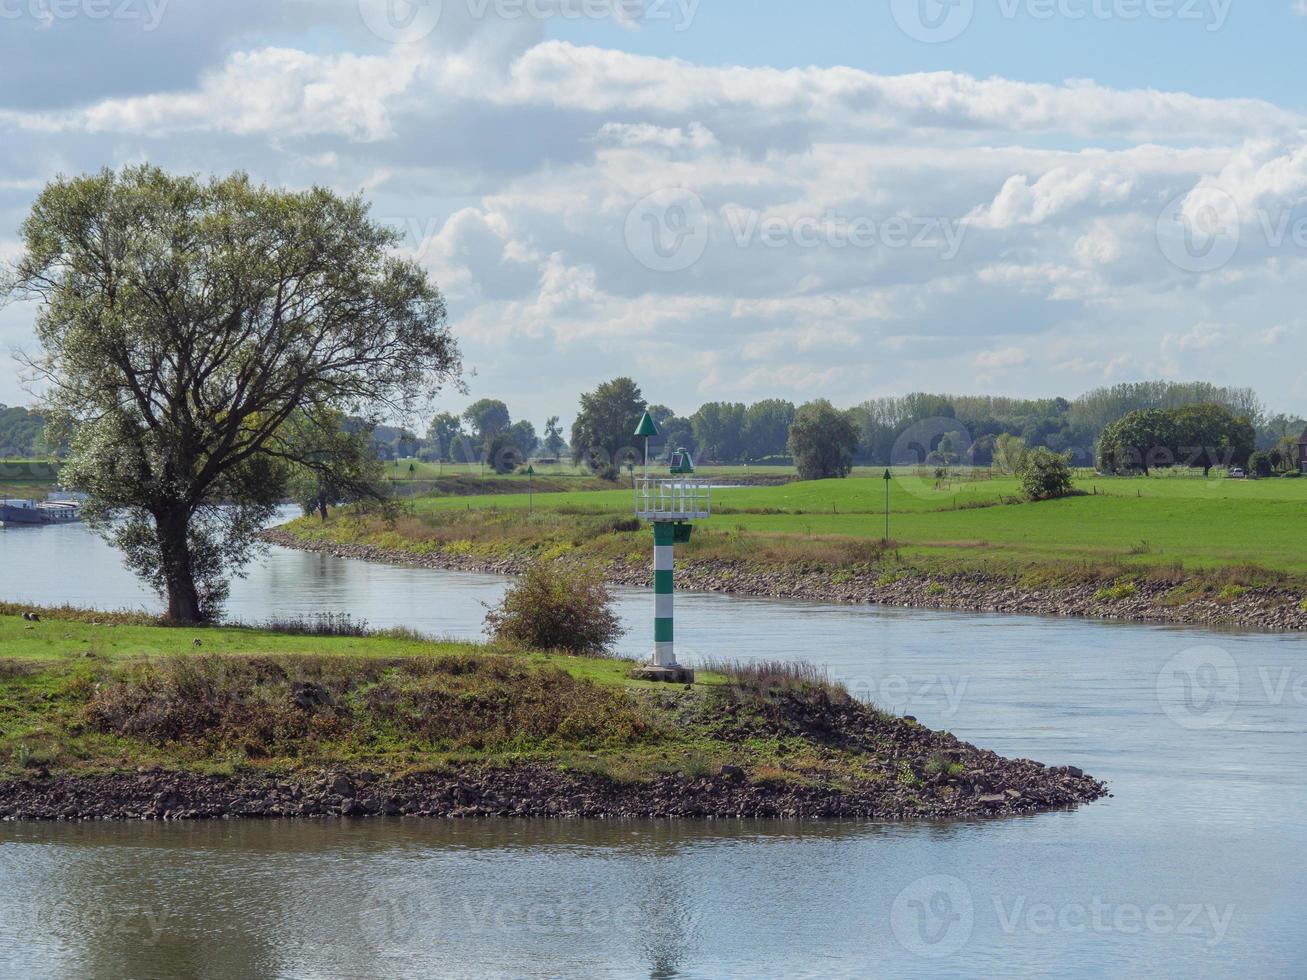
(0, 405, 47, 458)
(788, 400, 860, 480)
(742, 400, 797, 462)
(570, 377, 646, 480)
(485, 562, 624, 655)
(1248, 451, 1273, 479)
(1093, 580, 1138, 602)
(8, 165, 460, 622)
(691, 402, 747, 463)
(991, 433, 1028, 476)
(1099, 404, 1254, 475)
(463, 399, 511, 455)
(1017, 447, 1075, 501)
(925, 753, 965, 778)
(541, 416, 565, 459)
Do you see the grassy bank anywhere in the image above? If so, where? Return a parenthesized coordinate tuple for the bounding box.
(0, 459, 59, 500)
(0, 610, 1105, 819)
(275, 472, 1307, 628)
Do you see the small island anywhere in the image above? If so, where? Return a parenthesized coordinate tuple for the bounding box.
(0, 608, 1105, 822)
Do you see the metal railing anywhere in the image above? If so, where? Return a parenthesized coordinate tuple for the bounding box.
(635, 478, 712, 522)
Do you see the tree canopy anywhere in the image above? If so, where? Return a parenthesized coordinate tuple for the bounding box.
(8, 166, 461, 621)
(570, 377, 645, 479)
(788, 400, 859, 480)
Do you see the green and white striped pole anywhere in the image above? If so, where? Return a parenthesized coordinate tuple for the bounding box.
(653, 522, 676, 667)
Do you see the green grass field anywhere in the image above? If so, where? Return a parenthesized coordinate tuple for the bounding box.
(369, 469, 1307, 577)
(0, 459, 59, 500)
(0, 612, 886, 789)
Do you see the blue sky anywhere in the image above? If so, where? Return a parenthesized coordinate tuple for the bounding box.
(1, 0, 1306, 427)
(553, 1, 1300, 105)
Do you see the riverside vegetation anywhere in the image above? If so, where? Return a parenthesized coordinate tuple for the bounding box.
(0, 608, 1104, 821)
(267, 469, 1307, 632)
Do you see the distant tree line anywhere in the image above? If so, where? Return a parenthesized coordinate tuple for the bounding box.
(0, 405, 49, 458)
(399, 378, 1301, 482)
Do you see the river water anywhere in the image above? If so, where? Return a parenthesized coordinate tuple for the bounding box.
(0, 519, 1304, 977)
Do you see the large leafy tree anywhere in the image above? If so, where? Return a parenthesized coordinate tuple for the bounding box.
(425, 411, 463, 462)
(788, 400, 859, 480)
(690, 401, 747, 463)
(7, 166, 461, 622)
(571, 377, 645, 479)
(742, 399, 796, 462)
(462, 398, 510, 456)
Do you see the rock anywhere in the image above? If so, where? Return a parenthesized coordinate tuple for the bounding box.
(291, 682, 332, 711)
(719, 765, 745, 782)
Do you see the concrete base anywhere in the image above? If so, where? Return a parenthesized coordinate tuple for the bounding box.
(631, 665, 696, 684)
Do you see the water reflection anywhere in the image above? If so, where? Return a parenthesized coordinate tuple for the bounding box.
(2, 522, 1306, 975)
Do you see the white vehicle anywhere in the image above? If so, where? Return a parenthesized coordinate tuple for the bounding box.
(1228, 467, 1246, 479)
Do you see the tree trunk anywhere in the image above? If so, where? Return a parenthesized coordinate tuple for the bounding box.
(317, 499, 328, 521)
(156, 509, 202, 623)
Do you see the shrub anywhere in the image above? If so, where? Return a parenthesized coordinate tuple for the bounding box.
(1093, 579, 1137, 603)
(1017, 447, 1074, 501)
(485, 561, 623, 655)
(1248, 451, 1273, 479)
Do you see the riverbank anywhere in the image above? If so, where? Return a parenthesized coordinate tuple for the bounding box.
(262, 527, 1307, 633)
(0, 612, 1105, 821)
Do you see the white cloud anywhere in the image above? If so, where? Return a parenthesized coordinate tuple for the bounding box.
(2, 25, 1307, 418)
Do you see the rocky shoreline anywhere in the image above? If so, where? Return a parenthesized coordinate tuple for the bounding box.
(0, 758, 1106, 823)
(260, 529, 1307, 633)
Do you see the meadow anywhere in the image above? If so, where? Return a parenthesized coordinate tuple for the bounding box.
(362, 469, 1307, 578)
(0, 610, 895, 793)
(0, 459, 58, 500)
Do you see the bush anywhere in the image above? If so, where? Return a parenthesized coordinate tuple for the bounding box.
(1248, 451, 1273, 479)
(1017, 447, 1074, 501)
(1093, 580, 1137, 603)
(485, 561, 623, 655)
(787, 400, 859, 481)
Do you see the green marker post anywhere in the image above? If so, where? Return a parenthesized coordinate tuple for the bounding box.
(883, 469, 892, 543)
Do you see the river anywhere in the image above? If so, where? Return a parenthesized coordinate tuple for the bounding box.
(0, 518, 1304, 977)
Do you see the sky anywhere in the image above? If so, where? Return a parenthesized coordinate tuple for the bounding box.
(1, 0, 1306, 429)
